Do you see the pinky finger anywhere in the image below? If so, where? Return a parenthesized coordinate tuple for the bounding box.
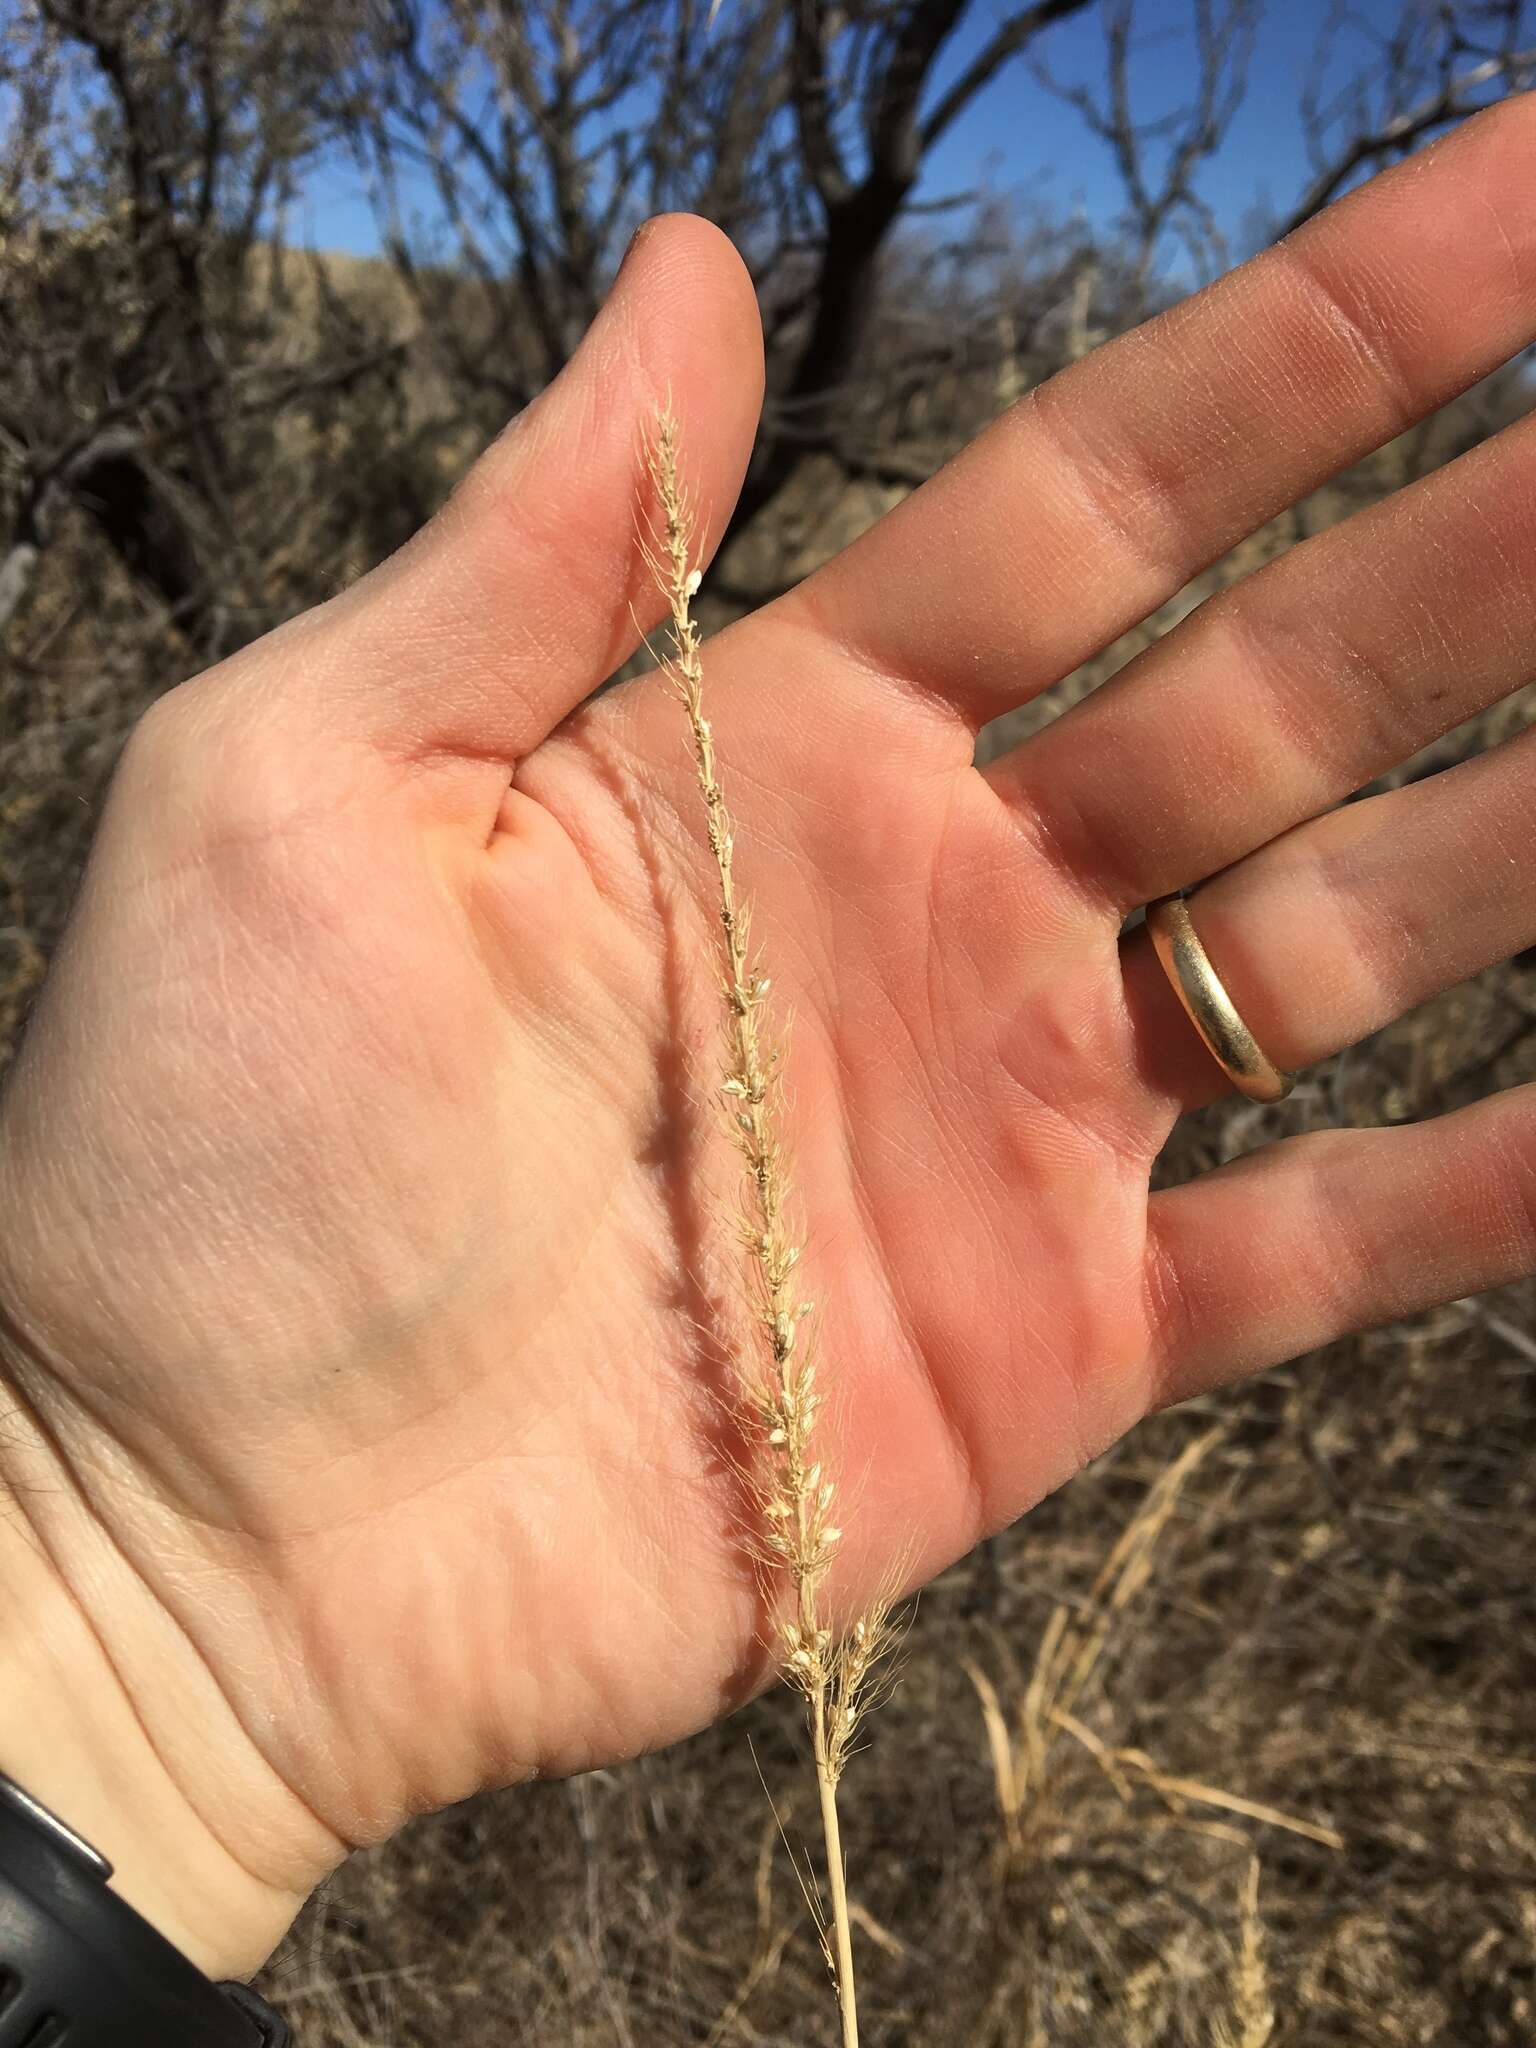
(1146, 1086, 1536, 1407)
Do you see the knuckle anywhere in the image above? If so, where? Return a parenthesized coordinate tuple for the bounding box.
(1274, 234, 1417, 430)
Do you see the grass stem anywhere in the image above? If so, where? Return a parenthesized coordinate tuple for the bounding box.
(645, 410, 883, 2048)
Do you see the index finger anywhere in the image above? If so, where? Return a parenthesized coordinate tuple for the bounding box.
(780, 96, 1536, 733)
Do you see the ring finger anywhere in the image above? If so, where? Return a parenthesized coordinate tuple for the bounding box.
(1121, 716, 1536, 1112)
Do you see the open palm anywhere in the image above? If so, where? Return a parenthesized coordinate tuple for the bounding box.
(3, 102, 1535, 1974)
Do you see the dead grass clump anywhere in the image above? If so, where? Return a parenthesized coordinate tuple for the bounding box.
(963, 1430, 1327, 2045)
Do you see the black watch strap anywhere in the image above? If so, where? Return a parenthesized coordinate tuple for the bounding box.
(220, 1981, 292, 2047)
(0, 1773, 290, 2046)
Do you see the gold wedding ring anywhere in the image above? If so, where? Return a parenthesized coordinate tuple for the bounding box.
(1145, 894, 1294, 1104)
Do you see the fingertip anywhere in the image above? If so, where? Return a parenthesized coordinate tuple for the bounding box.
(437, 208, 763, 600)
(613, 212, 765, 559)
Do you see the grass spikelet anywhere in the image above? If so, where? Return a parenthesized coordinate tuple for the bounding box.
(645, 409, 891, 2048)
(1214, 1856, 1275, 2048)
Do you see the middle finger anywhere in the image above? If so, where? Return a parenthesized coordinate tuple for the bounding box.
(989, 404, 1536, 910)
(774, 99, 1536, 737)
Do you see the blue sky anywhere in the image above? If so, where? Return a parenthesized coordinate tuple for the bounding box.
(295, 0, 1445, 264)
(917, 0, 1387, 250)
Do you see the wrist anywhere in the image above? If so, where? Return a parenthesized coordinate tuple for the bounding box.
(0, 1321, 337, 1979)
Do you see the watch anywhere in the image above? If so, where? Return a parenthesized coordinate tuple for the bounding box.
(0, 1772, 290, 2045)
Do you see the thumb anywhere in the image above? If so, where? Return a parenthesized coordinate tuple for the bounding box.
(331, 214, 763, 764)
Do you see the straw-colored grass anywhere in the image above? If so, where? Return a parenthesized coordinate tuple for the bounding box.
(966, 1429, 1328, 2044)
(645, 413, 896, 2048)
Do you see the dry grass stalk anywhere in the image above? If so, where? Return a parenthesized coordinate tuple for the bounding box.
(968, 1433, 1333, 2035)
(964, 1430, 1228, 1852)
(1106, 1750, 1342, 1851)
(645, 411, 893, 2048)
(703, 1816, 793, 2048)
(1213, 1856, 1275, 2048)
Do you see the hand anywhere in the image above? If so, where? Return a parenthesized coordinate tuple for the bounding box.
(3, 101, 1535, 1979)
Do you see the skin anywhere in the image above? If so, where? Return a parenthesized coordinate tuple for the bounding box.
(3, 99, 1536, 1983)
